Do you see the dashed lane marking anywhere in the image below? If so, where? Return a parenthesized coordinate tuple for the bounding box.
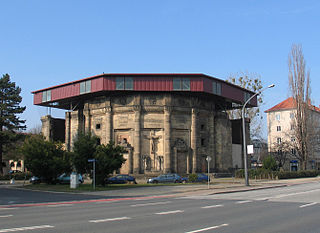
(130, 201, 171, 207)
(0, 225, 54, 232)
(201, 204, 223, 209)
(89, 217, 131, 223)
(155, 210, 184, 215)
(0, 215, 13, 218)
(299, 202, 317, 208)
(236, 200, 252, 204)
(185, 223, 229, 233)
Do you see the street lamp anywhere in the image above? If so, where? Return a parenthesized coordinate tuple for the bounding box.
(206, 156, 212, 189)
(242, 84, 275, 186)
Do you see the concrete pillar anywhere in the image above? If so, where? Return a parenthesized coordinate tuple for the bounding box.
(83, 109, 90, 134)
(128, 148, 133, 174)
(105, 106, 112, 144)
(164, 106, 172, 173)
(191, 108, 198, 173)
(41, 115, 52, 141)
(65, 112, 71, 151)
(174, 147, 178, 173)
(133, 105, 141, 173)
(209, 112, 216, 170)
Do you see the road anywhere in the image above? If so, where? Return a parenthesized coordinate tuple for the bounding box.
(1, 181, 320, 233)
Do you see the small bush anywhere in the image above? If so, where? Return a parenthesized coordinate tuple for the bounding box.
(188, 174, 198, 183)
(235, 169, 318, 179)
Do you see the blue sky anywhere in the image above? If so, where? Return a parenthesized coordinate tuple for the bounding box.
(1, 0, 319, 138)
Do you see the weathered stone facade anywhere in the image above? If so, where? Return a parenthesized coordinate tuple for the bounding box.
(42, 92, 235, 175)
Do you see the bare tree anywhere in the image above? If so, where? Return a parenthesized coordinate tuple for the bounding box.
(227, 71, 264, 139)
(271, 140, 292, 170)
(288, 44, 312, 170)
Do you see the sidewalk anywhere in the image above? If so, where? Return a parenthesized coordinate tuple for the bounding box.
(2, 177, 319, 198)
(80, 176, 320, 197)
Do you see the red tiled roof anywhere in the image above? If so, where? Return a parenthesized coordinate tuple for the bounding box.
(265, 97, 320, 113)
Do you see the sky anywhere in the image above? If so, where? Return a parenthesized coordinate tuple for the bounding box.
(0, 0, 319, 139)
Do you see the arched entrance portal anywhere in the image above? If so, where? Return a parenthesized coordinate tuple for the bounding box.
(173, 138, 190, 174)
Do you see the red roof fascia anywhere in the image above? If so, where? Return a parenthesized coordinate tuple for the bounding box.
(32, 73, 255, 95)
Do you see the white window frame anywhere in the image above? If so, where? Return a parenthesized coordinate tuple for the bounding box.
(42, 90, 51, 102)
(80, 80, 91, 94)
(173, 78, 190, 91)
(212, 81, 221, 95)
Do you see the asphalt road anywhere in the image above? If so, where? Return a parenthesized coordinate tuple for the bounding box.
(1, 181, 320, 233)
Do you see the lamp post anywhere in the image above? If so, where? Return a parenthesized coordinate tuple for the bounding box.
(206, 156, 212, 189)
(242, 84, 275, 186)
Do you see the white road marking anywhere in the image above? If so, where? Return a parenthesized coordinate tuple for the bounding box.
(89, 217, 131, 223)
(0, 215, 13, 218)
(0, 225, 54, 232)
(155, 210, 184, 215)
(0, 208, 18, 211)
(201, 204, 223, 209)
(131, 201, 171, 207)
(255, 197, 269, 201)
(299, 202, 317, 208)
(185, 223, 229, 233)
(236, 200, 252, 204)
(47, 204, 74, 208)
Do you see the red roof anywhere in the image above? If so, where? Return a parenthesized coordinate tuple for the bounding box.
(265, 97, 320, 113)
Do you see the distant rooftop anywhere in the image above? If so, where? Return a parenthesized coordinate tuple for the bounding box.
(265, 97, 320, 113)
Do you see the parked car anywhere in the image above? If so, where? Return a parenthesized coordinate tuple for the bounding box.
(147, 173, 182, 184)
(57, 173, 84, 184)
(182, 173, 210, 183)
(29, 176, 41, 184)
(106, 174, 137, 184)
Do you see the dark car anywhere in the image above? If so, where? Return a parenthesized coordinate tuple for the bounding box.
(29, 176, 58, 184)
(147, 173, 182, 184)
(29, 176, 41, 184)
(57, 173, 84, 184)
(182, 173, 210, 183)
(106, 174, 137, 184)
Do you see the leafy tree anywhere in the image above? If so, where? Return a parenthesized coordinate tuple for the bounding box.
(0, 74, 26, 174)
(22, 135, 71, 184)
(94, 142, 126, 186)
(262, 155, 278, 171)
(72, 133, 100, 174)
(226, 72, 264, 139)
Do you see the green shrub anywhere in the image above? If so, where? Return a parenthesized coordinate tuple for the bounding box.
(188, 174, 198, 182)
(235, 169, 318, 179)
(262, 155, 278, 171)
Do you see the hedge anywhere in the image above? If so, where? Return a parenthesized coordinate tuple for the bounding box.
(235, 169, 319, 180)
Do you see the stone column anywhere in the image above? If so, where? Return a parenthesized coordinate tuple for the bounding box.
(164, 106, 172, 173)
(133, 105, 141, 173)
(186, 150, 190, 174)
(41, 115, 52, 141)
(65, 112, 71, 151)
(174, 147, 178, 173)
(191, 108, 198, 173)
(128, 148, 133, 174)
(83, 109, 90, 134)
(105, 106, 112, 144)
(209, 112, 215, 170)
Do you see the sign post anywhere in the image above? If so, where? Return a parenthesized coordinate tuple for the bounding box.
(206, 156, 212, 189)
(88, 159, 96, 190)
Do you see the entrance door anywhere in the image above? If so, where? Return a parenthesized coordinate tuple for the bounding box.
(177, 152, 187, 174)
